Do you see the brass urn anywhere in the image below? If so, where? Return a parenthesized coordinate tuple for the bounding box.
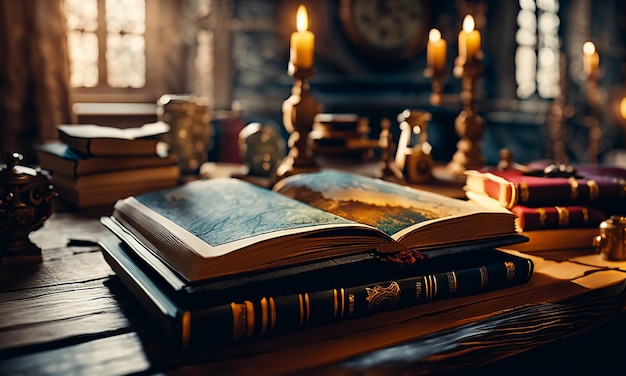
(0, 150, 56, 265)
(594, 216, 626, 261)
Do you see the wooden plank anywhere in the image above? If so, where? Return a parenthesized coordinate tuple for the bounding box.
(0, 280, 132, 350)
(0, 249, 115, 293)
(0, 333, 153, 376)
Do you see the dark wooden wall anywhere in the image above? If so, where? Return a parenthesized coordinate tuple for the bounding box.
(219, 0, 626, 166)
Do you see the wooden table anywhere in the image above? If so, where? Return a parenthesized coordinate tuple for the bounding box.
(2, 209, 626, 375)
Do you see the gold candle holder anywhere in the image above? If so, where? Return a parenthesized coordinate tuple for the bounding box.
(275, 64, 321, 180)
(447, 56, 485, 175)
(424, 67, 445, 107)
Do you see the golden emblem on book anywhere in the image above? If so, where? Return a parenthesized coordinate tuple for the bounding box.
(365, 281, 401, 310)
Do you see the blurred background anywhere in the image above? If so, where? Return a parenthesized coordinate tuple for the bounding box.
(1, 0, 625, 168)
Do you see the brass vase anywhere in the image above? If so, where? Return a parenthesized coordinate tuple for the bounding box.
(0, 150, 56, 265)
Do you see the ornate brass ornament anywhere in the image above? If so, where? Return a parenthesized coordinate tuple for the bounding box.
(0, 150, 56, 265)
(594, 216, 626, 261)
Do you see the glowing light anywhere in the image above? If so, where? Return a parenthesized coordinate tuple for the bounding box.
(296, 4, 308, 32)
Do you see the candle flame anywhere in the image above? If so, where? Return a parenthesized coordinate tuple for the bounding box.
(429, 28, 441, 42)
(463, 15, 475, 33)
(583, 41, 596, 55)
(620, 97, 626, 121)
(296, 5, 308, 32)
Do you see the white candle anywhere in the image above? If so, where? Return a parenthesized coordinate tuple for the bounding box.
(289, 5, 315, 69)
(458, 15, 481, 62)
(427, 28, 447, 74)
(583, 41, 599, 79)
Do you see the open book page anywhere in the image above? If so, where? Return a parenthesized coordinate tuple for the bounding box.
(58, 121, 170, 140)
(113, 178, 394, 260)
(274, 170, 517, 249)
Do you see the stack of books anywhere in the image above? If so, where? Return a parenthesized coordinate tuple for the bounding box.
(38, 123, 181, 208)
(98, 169, 534, 349)
(464, 164, 626, 251)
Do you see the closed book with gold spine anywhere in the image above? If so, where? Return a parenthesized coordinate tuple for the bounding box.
(99, 233, 533, 349)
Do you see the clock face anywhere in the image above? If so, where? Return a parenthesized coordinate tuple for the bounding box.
(340, 0, 429, 62)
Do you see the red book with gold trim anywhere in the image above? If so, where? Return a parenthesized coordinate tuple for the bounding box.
(511, 205, 607, 231)
(465, 166, 626, 210)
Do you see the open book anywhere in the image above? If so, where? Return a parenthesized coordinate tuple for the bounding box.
(102, 170, 524, 282)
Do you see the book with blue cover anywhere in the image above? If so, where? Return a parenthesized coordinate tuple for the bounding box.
(102, 170, 526, 282)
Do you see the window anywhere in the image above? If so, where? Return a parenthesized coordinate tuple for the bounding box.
(65, 0, 146, 90)
(63, 0, 206, 105)
(516, 0, 560, 99)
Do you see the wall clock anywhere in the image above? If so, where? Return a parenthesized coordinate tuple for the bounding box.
(339, 0, 429, 63)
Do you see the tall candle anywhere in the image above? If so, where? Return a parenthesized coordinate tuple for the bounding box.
(583, 41, 599, 79)
(427, 28, 447, 74)
(290, 5, 315, 69)
(458, 15, 481, 62)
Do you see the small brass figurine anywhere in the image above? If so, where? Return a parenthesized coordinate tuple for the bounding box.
(395, 110, 434, 183)
(238, 122, 286, 178)
(0, 150, 57, 266)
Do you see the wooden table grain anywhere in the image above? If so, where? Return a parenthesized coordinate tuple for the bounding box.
(2, 210, 626, 375)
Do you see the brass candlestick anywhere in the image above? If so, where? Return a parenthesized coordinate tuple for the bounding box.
(275, 64, 321, 180)
(424, 67, 445, 107)
(447, 56, 485, 175)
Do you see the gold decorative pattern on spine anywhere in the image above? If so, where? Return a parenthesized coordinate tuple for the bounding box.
(415, 279, 423, 301)
(305, 293, 310, 325)
(555, 206, 570, 227)
(181, 311, 191, 349)
(536, 207, 547, 227)
(479, 266, 488, 288)
(298, 294, 305, 326)
(582, 206, 589, 223)
(587, 180, 599, 201)
(270, 297, 276, 332)
(425, 275, 438, 301)
(447, 271, 457, 294)
(231, 301, 254, 340)
(245, 301, 255, 337)
(340, 288, 345, 318)
(365, 282, 401, 309)
(333, 289, 339, 318)
(568, 177, 579, 202)
(260, 297, 268, 335)
(520, 182, 529, 203)
(504, 261, 516, 283)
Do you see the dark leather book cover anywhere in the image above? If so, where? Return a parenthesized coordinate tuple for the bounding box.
(99, 234, 534, 349)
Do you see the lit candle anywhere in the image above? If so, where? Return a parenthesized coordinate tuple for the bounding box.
(290, 5, 315, 69)
(583, 41, 599, 79)
(427, 28, 447, 75)
(458, 14, 481, 62)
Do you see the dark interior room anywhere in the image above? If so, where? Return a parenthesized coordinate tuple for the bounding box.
(2, 1, 626, 375)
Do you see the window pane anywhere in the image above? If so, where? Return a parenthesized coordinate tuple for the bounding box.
(105, 0, 146, 34)
(105, 0, 146, 88)
(67, 31, 99, 87)
(65, 0, 99, 87)
(107, 33, 145, 88)
(65, 0, 98, 32)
